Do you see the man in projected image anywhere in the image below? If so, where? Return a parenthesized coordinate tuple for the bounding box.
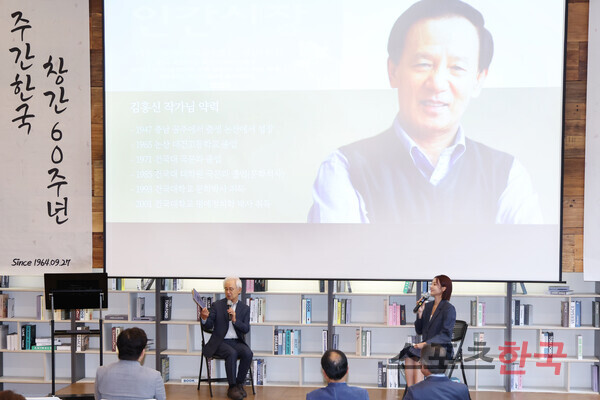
(308, 0, 542, 224)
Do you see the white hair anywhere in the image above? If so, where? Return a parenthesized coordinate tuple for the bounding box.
(223, 277, 242, 289)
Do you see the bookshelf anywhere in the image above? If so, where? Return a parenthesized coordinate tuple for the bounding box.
(0, 273, 597, 395)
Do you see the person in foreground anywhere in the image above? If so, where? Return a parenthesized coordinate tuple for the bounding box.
(405, 274, 456, 386)
(307, 349, 369, 400)
(403, 344, 470, 400)
(308, 0, 542, 224)
(94, 327, 166, 400)
(200, 277, 253, 400)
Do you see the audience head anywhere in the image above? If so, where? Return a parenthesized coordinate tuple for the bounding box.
(117, 327, 148, 361)
(434, 274, 453, 300)
(321, 349, 349, 382)
(0, 391, 25, 400)
(420, 344, 448, 374)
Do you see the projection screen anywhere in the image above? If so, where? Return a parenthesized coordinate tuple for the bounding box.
(104, 0, 565, 280)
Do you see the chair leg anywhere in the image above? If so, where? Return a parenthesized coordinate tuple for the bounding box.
(447, 360, 457, 378)
(249, 362, 256, 395)
(207, 357, 213, 397)
(198, 355, 204, 390)
(460, 358, 468, 386)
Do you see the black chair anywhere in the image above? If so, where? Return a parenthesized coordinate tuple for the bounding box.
(447, 319, 468, 385)
(197, 326, 256, 397)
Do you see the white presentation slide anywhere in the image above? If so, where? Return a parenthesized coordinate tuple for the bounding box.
(104, 0, 564, 280)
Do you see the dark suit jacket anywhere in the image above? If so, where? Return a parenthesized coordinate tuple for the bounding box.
(202, 298, 250, 358)
(414, 300, 456, 357)
(306, 382, 369, 400)
(403, 375, 470, 400)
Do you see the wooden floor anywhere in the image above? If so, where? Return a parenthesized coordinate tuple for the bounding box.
(57, 382, 600, 400)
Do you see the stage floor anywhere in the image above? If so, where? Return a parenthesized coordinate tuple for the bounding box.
(57, 382, 600, 400)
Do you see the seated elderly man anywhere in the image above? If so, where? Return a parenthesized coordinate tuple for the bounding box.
(307, 349, 369, 400)
(95, 327, 166, 400)
(403, 344, 470, 400)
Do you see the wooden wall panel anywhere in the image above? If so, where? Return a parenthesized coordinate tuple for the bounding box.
(88, 0, 590, 273)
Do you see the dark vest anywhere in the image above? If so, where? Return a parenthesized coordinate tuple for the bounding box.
(339, 129, 513, 223)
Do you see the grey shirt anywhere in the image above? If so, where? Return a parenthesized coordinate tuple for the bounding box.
(95, 359, 166, 400)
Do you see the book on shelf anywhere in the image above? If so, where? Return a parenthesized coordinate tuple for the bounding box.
(251, 279, 267, 292)
(160, 355, 170, 382)
(135, 297, 146, 319)
(333, 280, 351, 293)
(403, 281, 415, 293)
(0, 325, 7, 349)
(561, 300, 581, 328)
(356, 329, 371, 356)
(538, 331, 554, 357)
(133, 316, 156, 321)
(76, 325, 90, 351)
(592, 364, 599, 392)
(112, 326, 123, 352)
(35, 337, 61, 346)
(470, 300, 486, 326)
(105, 314, 128, 321)
(512, 301, 532, 326)
(0, 276, 9, 288)
(333, 298, 351, 324)
(160, 279, 183, 291)
(576, 334, 583, 360)
(36, 294, 46, 320)
(161, 295, 172, 321)
(593, 301, 600, 328)
(548, 285, 573, 295)
(7, 332, 19, 351)
(386, 302, 406, 326)
(247, 297, 266, 323)
(511, 282, 528, 294)
(110, 278, 126, 291)
(301, 298, 312, 324)
(380, 361, 400, 388)
(319, 280, 325, 293)
(273, 329, 301, 355)
(140, 278, 155, 290)
(53, 309, 71, 321)
(21, 324, 36, 350)
(251, 358, 267, 385)
(31, 344, 68, 351)
(332, 333, 339, 350)
(510, 362, 523, 389)
(0, 294, 9, 318)
(321, 330, 328, 353)
(6, 297, 14, 318)
(472, 332, 485, 355)
(377, 361, 386, 387)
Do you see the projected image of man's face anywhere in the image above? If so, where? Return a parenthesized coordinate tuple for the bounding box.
(389, 16, 486, 141)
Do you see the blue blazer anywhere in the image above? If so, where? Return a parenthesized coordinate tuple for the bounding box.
(414, 300, 456, 357)
(403, 375, 470, 400)
(306, 382, 369, 400)
(202, 298, 250, 358)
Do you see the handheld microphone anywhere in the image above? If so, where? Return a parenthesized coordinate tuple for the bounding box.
(413, 292, 430, 313)
(227, 299, 233, 321)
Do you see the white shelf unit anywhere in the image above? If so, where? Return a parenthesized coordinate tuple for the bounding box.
(505, 274, 600, 394)
(245, 280, 328, 386)
(0, 273, 598, 395)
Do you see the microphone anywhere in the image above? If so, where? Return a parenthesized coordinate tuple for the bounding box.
(227, 299, 233, 321)
(413, 292, 430, 313)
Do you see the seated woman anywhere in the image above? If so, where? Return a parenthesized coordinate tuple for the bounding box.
(405, 274, 456, 387)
